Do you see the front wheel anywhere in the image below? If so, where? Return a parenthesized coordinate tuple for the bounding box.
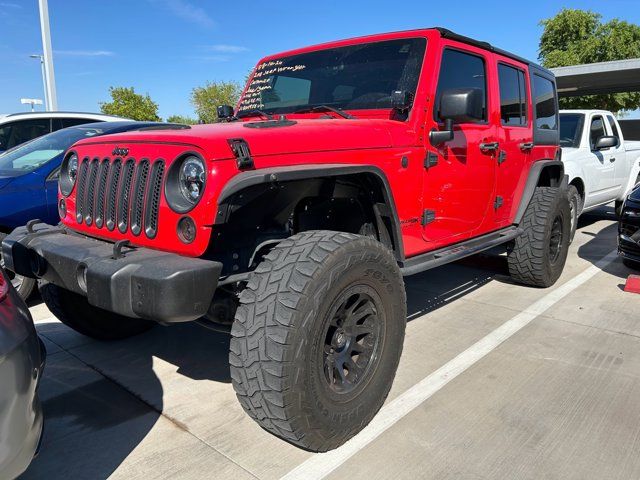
(567, 185, 581, 243)
(40, 283, 155, 340)
(508, 186, 570, 287)
(229, 231, 406, 451)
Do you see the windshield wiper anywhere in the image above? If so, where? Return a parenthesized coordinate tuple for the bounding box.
(294, 105, 354, 119)
(236, 109, 274, 120)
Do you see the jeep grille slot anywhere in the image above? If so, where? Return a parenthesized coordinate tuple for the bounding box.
(130, 159, 150, 236)
(84, 159, 99, 225)
(72, 155, 166, 239)
(75, 158, 89, 224)
(117, 159, 135, 233)
(105, 159, 122, 231)
(94, 159, 110, 228)
(144, 160, 165, 238)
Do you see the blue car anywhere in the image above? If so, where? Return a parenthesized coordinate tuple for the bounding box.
(0, 121, 173, 299)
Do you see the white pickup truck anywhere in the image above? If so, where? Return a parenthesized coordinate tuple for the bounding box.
(560, 109, 640, 238)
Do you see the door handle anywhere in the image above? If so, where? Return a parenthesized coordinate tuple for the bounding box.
(610, 157, 616, 162)
(519, 142, 534, 151)
(480, 142, 499, 152)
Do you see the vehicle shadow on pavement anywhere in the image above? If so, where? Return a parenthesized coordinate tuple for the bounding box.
(404, 254, 506, 321)
(576, 208, 629, 280)
(23, 321, 232, 479)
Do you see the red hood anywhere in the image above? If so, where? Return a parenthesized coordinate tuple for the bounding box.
(72, 118, 411, 159)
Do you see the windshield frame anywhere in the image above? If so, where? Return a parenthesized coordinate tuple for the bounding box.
(238, 37, 428, 120)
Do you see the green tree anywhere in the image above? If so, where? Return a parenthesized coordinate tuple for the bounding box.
(166, 114, 198, 125)
(100, 87, 161, 121)
(190, 81, 242, 123)
(539, 9, 640, 113)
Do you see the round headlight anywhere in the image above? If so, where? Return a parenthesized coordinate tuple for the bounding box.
(60, 152, 78, 196)
(165, 154, 207, 213)
(179, 156, 205, 204)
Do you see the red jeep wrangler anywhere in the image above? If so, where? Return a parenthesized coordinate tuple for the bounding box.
(3, 28, 569, 451)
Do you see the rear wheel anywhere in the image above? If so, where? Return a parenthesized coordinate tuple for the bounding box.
(40, 282, 154, 340)
(508, 186, 570, 287)
(0, 233, 35, 300)
(229, 230, 406, 451)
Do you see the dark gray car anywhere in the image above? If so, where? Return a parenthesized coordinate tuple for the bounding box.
(0, 268, 45, 478)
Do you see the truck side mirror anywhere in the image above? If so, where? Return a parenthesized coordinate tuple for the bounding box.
(430, 88, 484, 146)
(217, 105, 235, 121)
(594, 135, 618, 150)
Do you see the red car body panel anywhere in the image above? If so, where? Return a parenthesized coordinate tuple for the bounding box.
(61, 28, 558, 260)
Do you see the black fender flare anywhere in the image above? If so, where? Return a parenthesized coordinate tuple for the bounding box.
(214, 164, 405, 261)
(514, 159, 567, 225)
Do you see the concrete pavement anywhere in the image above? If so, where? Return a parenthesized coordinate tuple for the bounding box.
(21, 206, 640, 479)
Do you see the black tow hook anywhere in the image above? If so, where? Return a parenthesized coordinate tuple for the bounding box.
(112, 239, 132, 259)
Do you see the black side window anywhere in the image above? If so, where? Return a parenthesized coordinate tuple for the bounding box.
(434, 48, 487, 122)
(54, 117, 100, 130)
(532, 75, 557, 130)
(3, 119, 51, 150)
(606, 115, 620, 142)
(498, 64, 528, 126)
(590, 116, 606, 150)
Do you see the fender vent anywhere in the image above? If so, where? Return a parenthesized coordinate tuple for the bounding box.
(228, 138, 254, 170)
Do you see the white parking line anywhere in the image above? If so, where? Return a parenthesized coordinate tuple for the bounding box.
(282, 250, 618, 480)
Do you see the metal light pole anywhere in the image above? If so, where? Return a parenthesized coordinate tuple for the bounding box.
(38, 0, 57, 111)
(29, 54, 49, 110)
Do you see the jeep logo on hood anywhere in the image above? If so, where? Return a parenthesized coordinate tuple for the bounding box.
(112, 147, 129, 157)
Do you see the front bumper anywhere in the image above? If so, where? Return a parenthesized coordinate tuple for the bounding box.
(2, 224, 222, 323)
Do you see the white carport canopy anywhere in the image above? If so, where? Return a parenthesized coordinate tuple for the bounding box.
(551, 58, 640, 97)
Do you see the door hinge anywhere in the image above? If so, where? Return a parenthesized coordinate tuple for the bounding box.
(421, 209, 436, 226)
(424, 151, 438, 169)
(494, 196, 504, 209)
(498, 150, 507, 165)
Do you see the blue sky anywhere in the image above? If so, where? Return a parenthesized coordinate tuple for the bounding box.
(1, 0, 639, 119)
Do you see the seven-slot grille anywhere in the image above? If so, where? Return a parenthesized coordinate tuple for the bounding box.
(74, 156, 165, 238)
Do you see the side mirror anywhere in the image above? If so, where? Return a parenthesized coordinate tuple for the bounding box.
(430, 88, 484, 146)
(594, 135, 618, 150)
(217, 105, 235, 121)
(439, 88, 484, 124)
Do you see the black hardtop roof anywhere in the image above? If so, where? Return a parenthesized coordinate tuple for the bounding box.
(433, 28, 553, 76)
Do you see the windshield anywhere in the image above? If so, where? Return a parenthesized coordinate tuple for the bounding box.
(559, 113, 585, 148)
(0, 126, 104, 174)
(238, 38, 427, 116)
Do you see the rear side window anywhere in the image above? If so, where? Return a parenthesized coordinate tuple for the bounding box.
(53, 117, 101, 130)
(589, 116, 606, 150)
(434, 48, 487, 122)
(0, 119, 51, 151)
(498, 63, 528, 126)
(606, 115, 620, 142)
(532, 75, 557, 131)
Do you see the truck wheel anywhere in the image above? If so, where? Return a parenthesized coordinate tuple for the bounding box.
(229, 230, 406, 451)
(567, 185, 581, 243)
(0, 233, 35, 300)
(39, 282, 154, 340)
(508, 186, 570, 288)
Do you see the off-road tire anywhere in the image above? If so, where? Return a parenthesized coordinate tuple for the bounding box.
(0, 233, 35, 300)
(40, 282, 154, 340)
(567, 185, 582, 243)
(508, 186, 570, 287)
(229, 230, 406, 451)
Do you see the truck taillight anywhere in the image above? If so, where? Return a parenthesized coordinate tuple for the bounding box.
(0, 273, 8, 302)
